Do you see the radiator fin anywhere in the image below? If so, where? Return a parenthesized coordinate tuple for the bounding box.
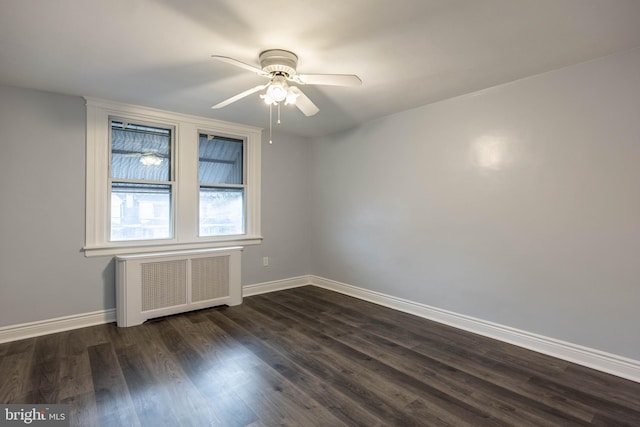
(141, 260, 187, 311)
(191, 256, 230, 302)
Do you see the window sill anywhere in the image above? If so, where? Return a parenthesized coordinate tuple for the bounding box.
(83, 236, 263, 257)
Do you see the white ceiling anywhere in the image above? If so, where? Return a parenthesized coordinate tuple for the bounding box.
(1, 0, 640, 138)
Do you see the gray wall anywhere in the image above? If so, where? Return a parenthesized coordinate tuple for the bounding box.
(0, 86, 311, 327)
(242, 132, 312, 284)
(309, 48, 640, 360)
(0, 86, 113, 326)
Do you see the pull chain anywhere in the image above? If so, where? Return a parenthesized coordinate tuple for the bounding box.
(268, 102, 284, 145)
(269, 103, 273, 144)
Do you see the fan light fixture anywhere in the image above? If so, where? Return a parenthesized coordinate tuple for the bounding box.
(261, 75, 297, 106)
(285, 89, 299, 105)
(211, 49, 362, 144)
(266, 77, 288, 102)
(259, 74, 302, 144)
(140, 153, 162, 166)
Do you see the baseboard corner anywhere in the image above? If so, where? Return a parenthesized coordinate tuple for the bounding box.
(243, 275, 312, 297)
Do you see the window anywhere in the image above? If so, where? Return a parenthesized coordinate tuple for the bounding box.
(198, 134, 245, 237)
(110, 121, 173, 241)
(85, 98, 262, 256)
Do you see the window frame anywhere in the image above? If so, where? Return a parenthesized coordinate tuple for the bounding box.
(84, 97, 262, 257)
(108, 118, 176, 242)
(197, 132, 247, 238)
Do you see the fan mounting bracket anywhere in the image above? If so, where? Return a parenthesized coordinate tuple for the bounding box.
(259, 49, 298, 77)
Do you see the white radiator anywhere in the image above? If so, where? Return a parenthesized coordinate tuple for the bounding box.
(115, 247, 242, 327)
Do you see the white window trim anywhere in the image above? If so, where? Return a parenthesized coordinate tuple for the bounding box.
(84, 97, 262, 257)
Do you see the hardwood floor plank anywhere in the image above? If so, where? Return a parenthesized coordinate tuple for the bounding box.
(167, 315, 350, 427)
(2, 286, 640, 426)
(61, 391, 99, 427)
(125, 322, 226, 427)
(2, 338, 36, 357)
(293, 285, 572, 378)
(561, 364, 640, 412)
(291, 286, 493, 347)
(281, 287, 603, 423)
(214, 306, 426, 425)
(152, 318, 259, 427)
(219, 302, 494, 426)
(57, 353, 93, 402)
(254, 291, 591, 426)
(527, 374, 640, 425)
(28, 334, 64, 404)
(87, 342, 141, 427)
(116, 343, 180, 426)
(239, 361, 350, 427)
(251, 298, 505, 426)
(204, 309, 386, 427)
(0, 352, 32, 402)
(590, 412, 640, 427)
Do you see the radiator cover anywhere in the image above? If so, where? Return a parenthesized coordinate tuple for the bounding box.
(115, 247, 242, 327)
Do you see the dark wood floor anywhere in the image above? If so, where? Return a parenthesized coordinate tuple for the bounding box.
(1, 286, 640, 426)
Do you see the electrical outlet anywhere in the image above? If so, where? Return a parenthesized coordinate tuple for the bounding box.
(263, 256, 269, 267)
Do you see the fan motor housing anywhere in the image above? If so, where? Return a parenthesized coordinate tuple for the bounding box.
(260, 49, 298, 77)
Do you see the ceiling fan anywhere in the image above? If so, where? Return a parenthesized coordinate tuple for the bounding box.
(210, 49, 362, 117)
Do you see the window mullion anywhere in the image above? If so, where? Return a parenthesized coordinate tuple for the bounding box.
(174, 124, 199, 243)
(199, 183, 245, 189)
(111, 178, 176, 186)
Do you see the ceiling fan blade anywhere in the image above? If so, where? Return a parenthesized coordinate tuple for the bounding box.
(289, 86, 319, 117)
(211, 84, 269, 109)
(211, 55, 269, 76)
(296, 73, 362, 87)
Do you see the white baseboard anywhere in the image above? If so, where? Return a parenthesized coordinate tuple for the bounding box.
(309, 275, 640, 384)
(0, 275, 311, 344)
(243, 275, 311, 297)
(2, 275, 639, 384)
(0, 309, 116, 344)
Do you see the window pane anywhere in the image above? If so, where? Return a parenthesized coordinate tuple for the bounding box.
(111, 183, 172, 241)
(111, 121, 171, 181)
(199, 134, 243, 184)
(199, 187, 244, 236)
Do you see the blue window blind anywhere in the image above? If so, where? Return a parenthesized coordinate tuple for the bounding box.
(111, 121, 171, 181)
